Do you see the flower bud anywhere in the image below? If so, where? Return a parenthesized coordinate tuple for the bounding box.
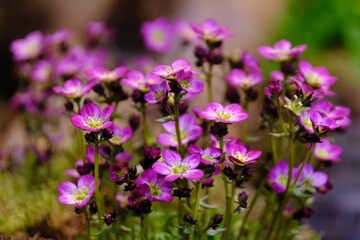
(293, 207, 314, 220)
(194, 46, 207, 59)
(64, 101, 74, 112)
(211, 214, 223, 229)
(93, 83, 105, 96)
(225, 87, 240, 104)
(100, 129, 113, 141)
(210, 122, 228, 139)
(173, 188, 192, 198)
(89, 202, 98, 214)
(129, 114, 141, 132)
(85, 132, 97, 144)
(74, 207, 83, 214)
(184, 214, 197, 225)
(238, 191, 248, 208)
(104, 210, 116, 226)
(131, 89, 145, 103)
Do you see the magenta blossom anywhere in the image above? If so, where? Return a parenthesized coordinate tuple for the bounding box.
(295, 164, 328, 192)
(70, 102, 114, 132)
(264, 71, 284, 98)
(176, 70, 204, 94)
(226, 69, 263, 90)
(188, 145, 222, 165)
(135, 169, 173, 202)
(299, 60, 336, 90)
(299, 109, 336, 134)
(311, 100, 351, 130)
(152, 149, 204, 182)
(157, 114, 202, 147)
(225, 141, 261, 165)
(314, 138, 342, 162)
(197, 102, 248, 123)
(258, 40, 307, 62)
(32, 60, 52, 83)
(53, 78, 96, 99)
(152, 59, 198, 79)
(58, 174, 95, 208)
(268, 160, 295, 193)
(11, 31, 43, 61)
(144, 80, 169, 104)
(85, 21, 113, 45)
(123, 71, 163, 92)
(108, 124, 133, 145)
(85, 66, 127, 83)
(190, 18, 234, 42)
(141, 17, 174, 54)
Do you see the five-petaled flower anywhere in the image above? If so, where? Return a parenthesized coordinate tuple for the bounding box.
(70, 102, 114, 132)
(258, 39, 307, 62)
(53, 78, 96, 99)
(152, 149, 204, 182)
(85, 66, 127, 83)
(190, 18, 234, 43)
(58, 174, 95, 208)
(225, 140, 261, 165)
(197, 102, 248, 123)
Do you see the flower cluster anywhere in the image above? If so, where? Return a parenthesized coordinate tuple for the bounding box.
(7, 17, 350, 240)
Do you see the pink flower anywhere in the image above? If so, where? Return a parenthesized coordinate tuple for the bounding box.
(188, 145, 222, 165)
(141, 17, 174, 54)
(85, 66, 127, 83)
(135, 169, 173, 202)
(58, 174, 95, 208)
(32, 60, 53, 83)
(70, 102, 114, 132)
(295, 164, 328, 191)
(299, 60, 336, 90)
(176, 70, 204, 94)
(157, 114, 203, 147)
(53, 78, 96, 99)
(144, 80, 169, 104)
(258, 40, 307, 62)
(314, 138, 342, 162)
(152, 149, 204, 182)
(123, 71, 162, 92)
(190, 18, 234, 42)
(108, 124, 133, 145)
(225, 141, 261, 165)
(197, 102, 248, 123)
(226, 69, 263, 90)
(268, 160, 294, 193)
(152, 59, 197, 79)
(11, 31, 43, 61)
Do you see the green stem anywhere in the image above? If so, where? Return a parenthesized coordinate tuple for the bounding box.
(238, 176, 267, 237)
(84, 208, 91, 240)
(292, 144, 314, 187)
(205, 64, 213, 103)
(94, 142, 104, 229)
(140, 214, 148, 240)
(141, 105, 150, 146)
(265, 123, 294, 240)
(189, 179, 203, 240)
(174, 92, 184, 156)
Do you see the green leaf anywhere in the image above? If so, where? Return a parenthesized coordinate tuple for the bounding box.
(155, 115, 174, 123)
(207, 228, 226, 236)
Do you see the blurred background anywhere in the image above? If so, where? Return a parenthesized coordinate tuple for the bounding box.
(1, 0, 360, 239)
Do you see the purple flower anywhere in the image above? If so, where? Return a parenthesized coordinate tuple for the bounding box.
(144, 80, 169, 104)
(188, 145, 222, 165)
(264, 71, 284, 98)
(268, 160, 293, 193)
(32, 60, 52, 83)
(85, 21, 113, 45)
(299, 109, 336, 134)
(225, 141, 261, 165)
(176, 70, 204, 94)
(135, 169, 173, 202)
(53, 78, 96, 99)
(258, 40, 307, 61)
(157, 114, 203, 147)
(58, 174, 95, 208)
(226, 69, 263, 90)
(299, 61, 336, 90)
(122, 71, 163, 92)
(314, 138, 342, 162)
(109, 164, 128, 185)
(115, 151, 132, 165)
(11, 31, 43, 61)
(152, 59, 197, 79)
(296, 164, 328, 191)
(152, 149, 204, 182)
(141, 17, 174, 54)
(70, 102, 114, 132)
(311, 100, 351, 130)
(190, 18, 234, 42)
(85, 66, 127, 83)
(197, 102, 248, 123)
(108, 124, 133, 145)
